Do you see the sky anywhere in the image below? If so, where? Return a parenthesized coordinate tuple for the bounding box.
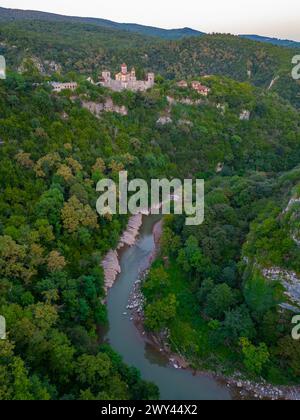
(1, 0, 300, 41)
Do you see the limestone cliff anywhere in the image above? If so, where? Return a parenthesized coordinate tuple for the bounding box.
(102, 214, 143, 293)
(242, 189, 300, 313)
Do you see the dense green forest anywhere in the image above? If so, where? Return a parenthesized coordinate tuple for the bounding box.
(0, 7, 204, 40)
(0, 18, 299, 107)
(0, 74, 166, 400)
(0, 15, 300, 399)
(144, 169, 300, 384)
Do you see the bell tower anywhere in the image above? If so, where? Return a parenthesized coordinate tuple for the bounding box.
(147, 72, 155, 86)
(121, 63, 128, 75)
(102, 70, 111, 82)
(130, 67, 136, 82)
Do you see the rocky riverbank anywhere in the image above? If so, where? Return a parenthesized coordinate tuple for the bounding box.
(102, 214, 143, 294)
(126, 220, 300, 401)
(227, 377, 300, 400)
(126, 219, 163, 321)
(103, 214, 300, 400)
(101, 204, 168, 294)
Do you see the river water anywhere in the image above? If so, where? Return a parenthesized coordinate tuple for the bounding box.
(106, 215, 232, 400)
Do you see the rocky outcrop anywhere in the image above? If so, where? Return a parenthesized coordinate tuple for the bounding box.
(239, 110, 251, 121)
(167, 96, 203, 106)
(44, 60, 62, 74)
(102, 214, 143, 293)
(216, 103, 226, 114)
(102, 250, 121, 292)
(18, 57, 46, 75)
(156, 116, 173, 125)
(283, 197, 300, 247)
(82, 98, 128, 117)
(178, 119, 193, 127)
(216, 162, 224, 173)
(263, 267, 300, 312)
(158, 95, 204, 126)
(117, 214, 143, 249)
(243, 194, 300, 314)
(283, 197, 300, 214)
(18, 57, 61, 75)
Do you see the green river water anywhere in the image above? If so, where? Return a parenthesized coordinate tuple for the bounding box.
(106, 215, 232, 400)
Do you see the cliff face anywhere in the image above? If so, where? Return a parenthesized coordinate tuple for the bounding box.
(102, 214, 143, 293)
(81, 98, 128, 117)
(242, 188, 300, 314)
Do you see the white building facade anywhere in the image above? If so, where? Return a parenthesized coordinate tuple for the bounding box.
(100, 64, 155, 92)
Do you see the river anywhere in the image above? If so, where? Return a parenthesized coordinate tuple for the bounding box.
(106, 215, 232, 400)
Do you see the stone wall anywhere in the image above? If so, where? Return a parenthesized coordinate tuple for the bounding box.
(101, 79, 154, 92)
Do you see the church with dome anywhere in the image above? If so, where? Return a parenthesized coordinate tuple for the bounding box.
(99, 63, 155, 92)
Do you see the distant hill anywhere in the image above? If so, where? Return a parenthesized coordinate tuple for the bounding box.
(0, 6, 299, 109)
(240, 34, 300, 48)
(1, 6, 300, 46)
(118, 25, 203, 40)
(0, 7, 204, 40)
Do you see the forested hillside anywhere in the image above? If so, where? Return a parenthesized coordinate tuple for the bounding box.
(0, 66, 300, 397)
(0, 74, 166, 400)
(0, 7, 204, 40)
(0, 18, 299, 107)
(0, 12, 300, 398)
(239, 35, 300, 49)
(1, 7, 299, 47)
(144, 168, 300, 384)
